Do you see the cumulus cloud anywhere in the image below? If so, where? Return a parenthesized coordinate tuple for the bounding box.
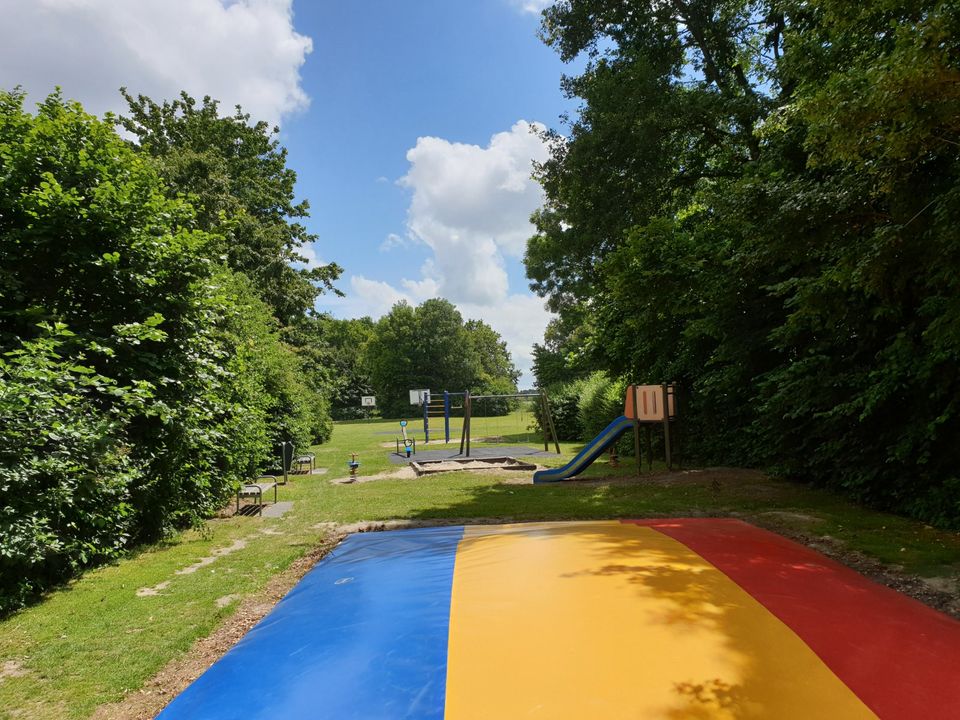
(458, 294, 554, 381)
(399, 121, 549, 305)
(321, 121, 554, 384)
(297, 241, 324, 270)
(0, 0, 312, 126)
(380, 232, 415, 252)
(509, 0, 553, 15)
(342, 276, 410, 319)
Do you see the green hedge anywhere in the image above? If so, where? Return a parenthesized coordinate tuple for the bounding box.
(0, 91, 332, 613)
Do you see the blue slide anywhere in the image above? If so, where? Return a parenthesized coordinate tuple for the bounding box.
(533, 415, 633, 483)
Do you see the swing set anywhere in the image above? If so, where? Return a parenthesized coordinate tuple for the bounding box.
(458, 390, 560, 457)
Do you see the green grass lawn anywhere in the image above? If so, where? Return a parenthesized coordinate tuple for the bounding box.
(2, 416, 960, 719)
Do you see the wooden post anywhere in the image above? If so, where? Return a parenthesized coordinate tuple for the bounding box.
(423, 391, 430, 443)
(645, 425, 653, 471)
(662, 383, 672, 470)
(540, 388, 561, 454)
(464, 390, 473, 457)
(541, 393, 549, 452)
(444, 391, 450, 443)
(674, 385, 681, 469)
(459, 391, 468, 455)
(631, 385, 641, 477)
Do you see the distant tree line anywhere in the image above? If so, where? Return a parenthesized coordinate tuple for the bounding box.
(319, 299, 520, 420)
(0, 90, 341, 612)
(527, 1, 960, 526)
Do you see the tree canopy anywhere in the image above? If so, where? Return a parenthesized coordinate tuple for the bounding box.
(527, 0, 960, 525)
(119, 91, 342, 325)
(0, 89, 336, 612)
(364, 299, 519, 418)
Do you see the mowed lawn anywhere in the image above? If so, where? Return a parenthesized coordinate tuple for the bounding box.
(2, 416, 960, 719)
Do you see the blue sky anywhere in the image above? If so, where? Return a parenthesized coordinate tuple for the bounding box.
(1, 0, 581, 383)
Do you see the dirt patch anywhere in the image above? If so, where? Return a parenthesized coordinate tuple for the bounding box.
(175, 539, 246, 576)
(215, 594, 239, 609)
(758, 511, 825, 526)
(0, 660, 29, 683)
(318, 518, 469, 535)
(90, 533, 343, 720)
(330, 467, 418, 484)
(921, 576, 960, 595)
(135, 581, 170, 598)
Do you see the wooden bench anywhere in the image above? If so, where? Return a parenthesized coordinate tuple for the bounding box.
(236, 474, 278, 516)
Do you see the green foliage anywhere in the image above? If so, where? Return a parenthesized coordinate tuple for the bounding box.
(295, 315, 376, 421)
(364, 299, 519, 417)
(0, 89, 333, 610)
(538, 379, 585, 441)
(118, 91, 342, 325)
(527, 1, 960, 526)
(577, 372, 626, 441)
(531, 306, 597, 387)
(0, 328, 147, 614)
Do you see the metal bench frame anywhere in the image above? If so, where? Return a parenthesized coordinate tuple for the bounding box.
(236, 474, 278, 516)
(293, 453, 315, 474)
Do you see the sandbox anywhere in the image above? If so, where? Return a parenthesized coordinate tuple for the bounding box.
(410, 456, 537, 476)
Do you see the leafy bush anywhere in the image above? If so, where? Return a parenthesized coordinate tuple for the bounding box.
(0, 329, 146, 613)
(577, 372, 626, 440)
(0, 91, 336, 609)
(537, 380, 585, 441)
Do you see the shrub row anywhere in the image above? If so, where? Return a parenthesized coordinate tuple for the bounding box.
(0, 92, 331, 613)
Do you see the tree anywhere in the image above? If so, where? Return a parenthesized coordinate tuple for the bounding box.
(118, 89, 337, 445)
(118, 91, 342, 325)
(0, 90, 331, 609)
(464, 319, 520, 390)
(531, 305, 596, 388)
(526, 1, 960, 525)
(291, 315, 376, 421)
(526, 0, 779, 307)
(363, 300, 518, 418)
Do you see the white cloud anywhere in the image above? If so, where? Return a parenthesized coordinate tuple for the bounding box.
(297, 241, 324, 270)
(508, 0, 552, 15)
(0, 0, 312, 126)
(401, 276, 441, 302)
(399, 120, 549, 305)
(338, 276, 410, 319)
(458, 294, 554, 384)
(380, 232, 414, 252)
(319, 120, 555, 385)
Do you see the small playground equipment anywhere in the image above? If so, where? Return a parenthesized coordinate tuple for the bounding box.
(458, 390, 560, 457)
(533, 384, 678, 483)
(395, 419, 417, 458)
(347, 453, 360, 479)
